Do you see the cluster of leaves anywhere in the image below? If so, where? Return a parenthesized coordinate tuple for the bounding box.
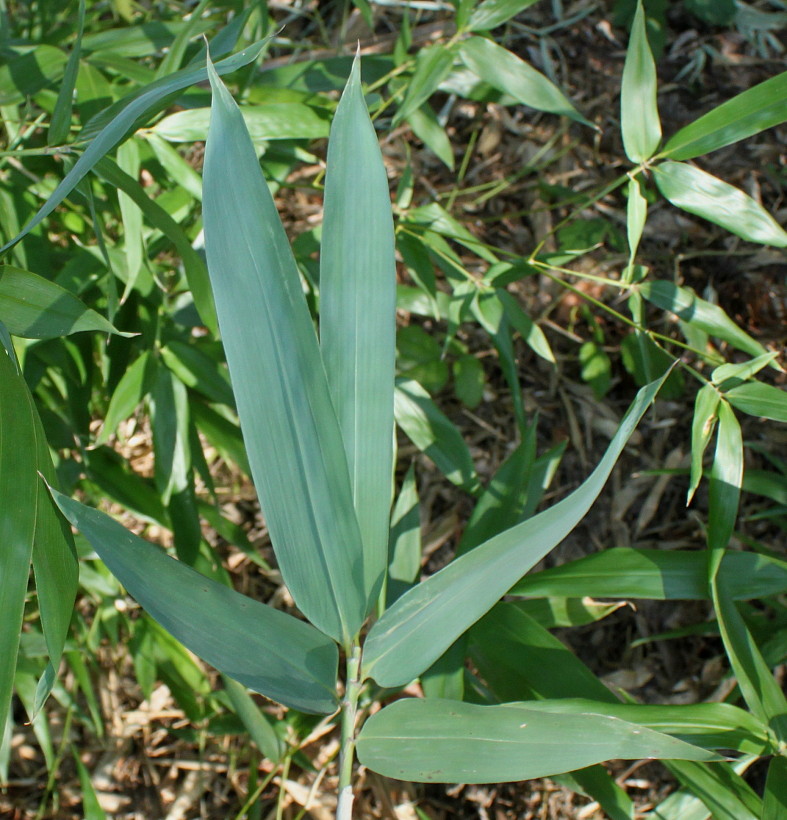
(1, 0, 786, 818)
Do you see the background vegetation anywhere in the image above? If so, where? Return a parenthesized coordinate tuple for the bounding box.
(1, 0, 786, 817)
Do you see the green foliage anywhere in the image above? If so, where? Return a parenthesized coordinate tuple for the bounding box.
(0, 1, 785, 817)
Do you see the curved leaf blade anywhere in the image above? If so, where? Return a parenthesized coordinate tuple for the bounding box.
(203, 56, 366, 644)
(458, 36, 592, 126)
(363, 376, 666, 687)
(48, 489, 339, 714)
(357, 699, 719, 784)
(653, 161, 787, 248)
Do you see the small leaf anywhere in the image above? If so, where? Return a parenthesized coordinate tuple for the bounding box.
(620, 0, 661, 162)
(0, 266, 130, 339)
(48, 489, 339, 714)
(724, 382, 787, 423)
(638, 279, 767, 359)
(395, 44, 457, 126)
(688, 383, 720, 505)
(357, 698, 720, 784)
(653, 161, 787, 248)
(458, 36, 592, 126)
(467, 0, 541, 31)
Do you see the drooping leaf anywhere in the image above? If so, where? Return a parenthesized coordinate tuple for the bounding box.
(688, 384, 721, 504)
(620, 0, 661, 162)
(363, 376, 666, 687)
(48, 489, 339, 714)
(653, 161, 787, 248)
(203, 55, 366, 644)
(357, 698, 720, 783)
(639, 279, 768, 359)
(320, 53, 396, 609)
(458, 36, 592, 126)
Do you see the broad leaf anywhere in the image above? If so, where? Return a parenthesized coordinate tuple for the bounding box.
(663, 71, 787, 160)
(621, 0, 661, 162)
(357, 698, 719, 783)
(363, 376, 666, 687)
(467, 0, 541, 31)
(320, 54, 396, 609)
(203, 56, 366, 644)
(48, 490, 339, 714)
(653, 161, 787, 247)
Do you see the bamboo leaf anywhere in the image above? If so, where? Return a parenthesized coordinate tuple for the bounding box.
(652, 161, 787, 247)
(357, 698, 720, 784)
(48, 489, 339, 714)
(621, 0, 661, 162)
(663, 71, 787, 160)
(203, 55, 366, 644)
(0, 41, 266, 257)
(0, 266, 130, 339)
(48, 0, 85, 145)
(320, 53, 396, 609)
(725, 382, 787, 423)
(363, 376, 666, 687)
(763, 755, 787, 820)
(510, 547, 787, 601)
(467, 0, 541, 31)
(458, 36, 592, 126)
(638, 279, 767, 359)
(394, 44, 457, 126)
(688, 383, 720, 504)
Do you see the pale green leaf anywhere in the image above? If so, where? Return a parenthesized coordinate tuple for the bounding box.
(509, 547, 787, 601)
(363, 376, 666, 687)
(203, 56, 366, 644)
(357, 698, 719, 784)
(725, 382, 787, 423)
(0, 266, 129, 339)
(48, 489, 339, 714)
(663, 71, 787, 161)
(621, 0, 661, 162)
(653, 161, 787, 247)
(688, 383, 720, 505)
(458, 36, 592, 126)
(467, 0, 541, 31)
(638, 279, 767, 359)
(320, 53, 396, 609)
(394, 44, 456, 126)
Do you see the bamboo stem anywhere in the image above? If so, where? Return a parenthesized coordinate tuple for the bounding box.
(336, 642, 362, 820)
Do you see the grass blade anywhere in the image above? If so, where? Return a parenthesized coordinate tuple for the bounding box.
(320, 54, 396, 609)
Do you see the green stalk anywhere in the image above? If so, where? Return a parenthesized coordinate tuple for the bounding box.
(337, 641, 362, 820)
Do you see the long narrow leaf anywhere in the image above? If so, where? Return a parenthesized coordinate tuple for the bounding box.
(48, 489, 339, 714)
(203, 56, 366, 644)
(363, 375, 666, 687)
(320, 54, 396, 609)
(357, 698, 719, 784)
(663, 71, 787, 160)
(0, 42, 266, 258)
